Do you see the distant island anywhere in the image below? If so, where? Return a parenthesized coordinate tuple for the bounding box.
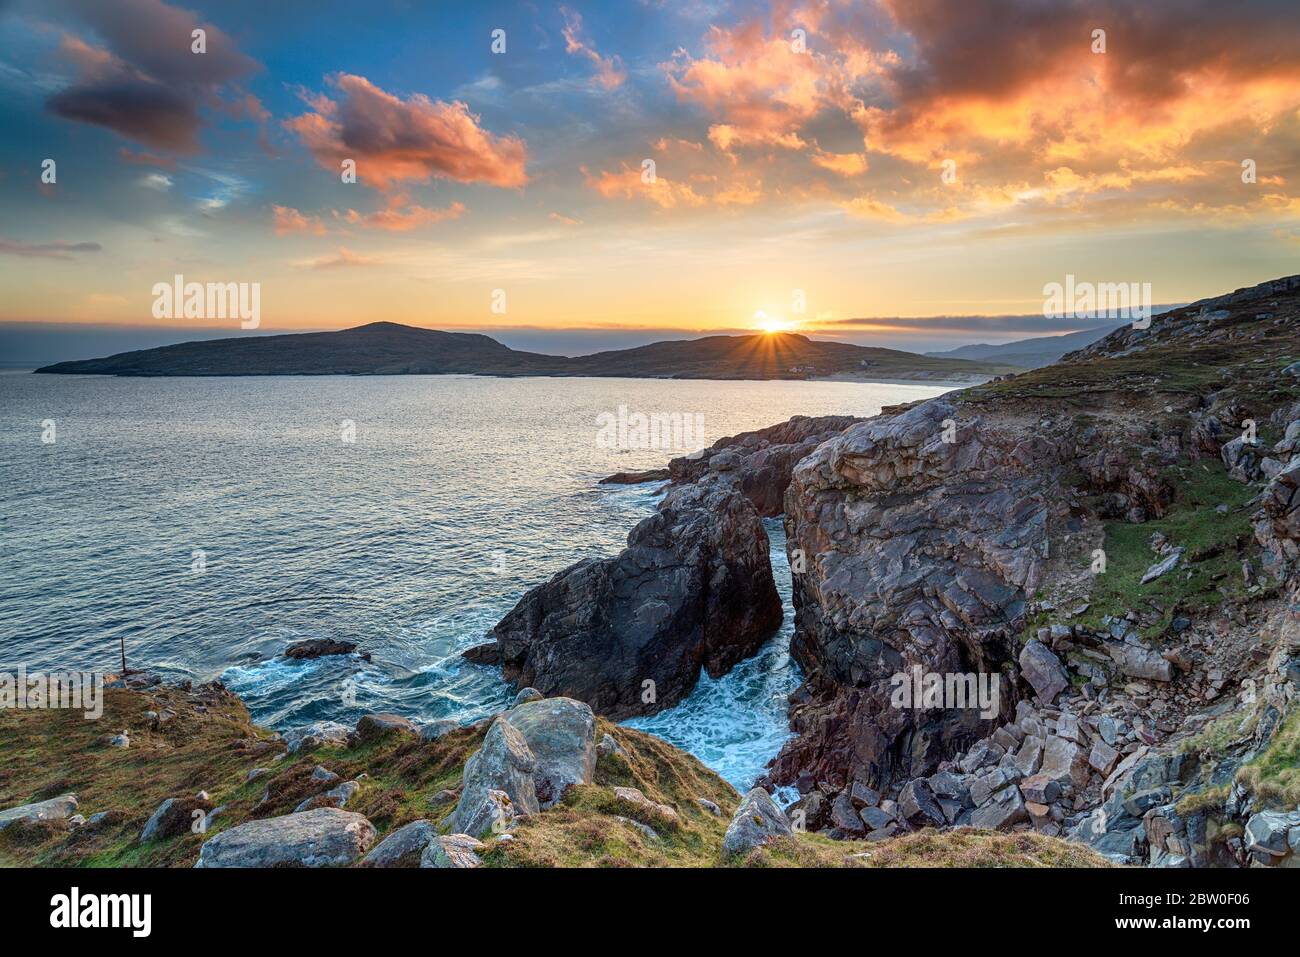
(34, 321, 1022, 382)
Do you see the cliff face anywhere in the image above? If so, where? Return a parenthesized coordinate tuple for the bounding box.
(770, 398, 1067, 789)
(765, 275, 1300, 864)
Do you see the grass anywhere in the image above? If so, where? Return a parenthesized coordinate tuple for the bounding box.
(0, 685, 1114, 868)
(1236, 709, 1300, 808)
(1074, 459, 1259, 638)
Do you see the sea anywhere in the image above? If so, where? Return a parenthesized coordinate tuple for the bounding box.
(0, 371, 955, 790)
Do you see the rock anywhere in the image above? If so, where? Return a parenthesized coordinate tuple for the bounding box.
(829, 790, 867, 835)
(110, 731, 130, 748)
(770, 398, 1047, 791)
(597, 733, 626, 759)
(461, 642, 501, 665)
(485, 482, 783, 719)
(283, 639, 358, 660)
(140, 796, 214, 842)
(0, 794, 78, 831)
(420, 833, 485, 869)
(295, 780, 359, 813)
(1013, 735, 1044, 776)
(511, 687, 544, 706)
(969, 785, 1029, 830)
(503, 697, 596, 808)
(1107, 641, 1174, 682)
(194, 809, 375, 868)
(354, 713, 418, 744)
(615, 816, 662, 842)
(428, 788, 459, 808)
(1018, 774, 1060, 805)
(860, 806, 894, 831)
(1141, 548, 1185, 584)
(310, 766, 340, 785)
(1089, 740, 1120, 776)
(898, 779, 945, 826)
(1039, 736, 1089, 788)
(721, 788, 793, 857)
(419, 719, 459, 742)
(599, 468, 670, 485)
(1244, 810, 1300, 859)
(448, 718, 539, 837)
(850, 781, 881, 807)
(612, 786, 679, 824)
(282, 720, 351, 754)
(1020, 640, 1070, 705)
(696, 798, 722, 816)
(362, 820, 437, 868)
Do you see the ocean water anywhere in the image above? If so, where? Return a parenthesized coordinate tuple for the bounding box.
(0, 370, 953, 790)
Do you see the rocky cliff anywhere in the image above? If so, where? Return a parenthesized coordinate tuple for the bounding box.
(762, 275, 1300, 866)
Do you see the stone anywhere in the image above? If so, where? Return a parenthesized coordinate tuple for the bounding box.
(696, 798, 721, 816)
(898, 779, 945, 826)
(1040, 736, 1089, 788)
(1020, 640, 1070, 705)
(310, 766, 340, 784)
(1107, 642, 1173, 682)
(294, 780, 359, 813)
(354, 713, 418, 744)
(850, 781, 881, 807)
(1018, 774, 1060, 805)
(1244, 810, 1300, 858)
(1141, 548, 1184, 584)
(612, 786, 679, 824)
(282, 720, 351, 754)
(970, 786, 1028, 830)
(0, 794, 78, 831)
(1013, 735, 1044, 776)
(283, 639, 358, 660)
(721, 788, 793, 857)
(362, 820, 437, 868)
(194, 809, 375, 868)
(859, 806, 893, 831)
(448, 718, 539, 837)
(829, 790, 866, 834)
(420, 833, 485, 869)
(597, 733, 627, 759)
(1089, 740, 1120, 776)
(512, 687, 544, 706)
(503, 697, 597, 808)
(140, 796, 214, 843)
(419, 719, 459, 742)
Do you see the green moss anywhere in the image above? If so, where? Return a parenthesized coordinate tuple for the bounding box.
(1236, 710, 1300, 808)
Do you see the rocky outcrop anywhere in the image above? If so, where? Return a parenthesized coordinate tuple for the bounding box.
(421, 833, 485, 868)
(663, 415, 860, 516)
(140, 795, 214, 842)
(502, 697, 596, 808)
(722, 787, 793, 857)
(194, 809, 376, 867)
(448, 717, 540, 837)
(479, 481, 782, 718)
(770, 397, 1062, 790)
(283, 639, 361, 660)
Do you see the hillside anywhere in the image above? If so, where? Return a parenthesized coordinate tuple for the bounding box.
(34, 323, 1020, 382)
(925, 324, 1124, 368)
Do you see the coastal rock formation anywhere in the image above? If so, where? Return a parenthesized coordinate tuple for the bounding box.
(722, 787, 793, 857)
(0, 794, 78, 831)
(502, 697, 597, 808)
(362, 820, 438, 868)
(479, 481, 781, 719)
(194, 808, 376, 867)
(449, 717, 540, 837)
(770, 397, 1062, 790)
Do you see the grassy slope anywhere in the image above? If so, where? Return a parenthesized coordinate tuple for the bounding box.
(0, 687, 1110, 868)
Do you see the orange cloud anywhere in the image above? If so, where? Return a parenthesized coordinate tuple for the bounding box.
(285, 73, 528, 191)
(272, 205, 326, 236)
(344, 200, 466, 232)
(561, 7, 625, 90)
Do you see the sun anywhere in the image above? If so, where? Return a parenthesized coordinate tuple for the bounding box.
(752, 309, 793, 334)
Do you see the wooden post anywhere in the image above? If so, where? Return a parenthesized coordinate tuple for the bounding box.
(120, 636, 127, 674)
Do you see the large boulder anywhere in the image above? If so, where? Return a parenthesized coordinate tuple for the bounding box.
(0, 794, 78, 831)
(503, 697, 597, 808)
(193, 809, 376, 867)
(421, 833, 485, 868)
(362, 820, 438, 868)
(140, 796, 214, 843)
(448, 718, 540, 837)
(1019, 640, 1069, 705)
(283, 639, 358, 660)
(480, 482, 782, 719)
(354, 713, 418, 744)
(721, 788, 793, 858)
(281, 720, 351, 754)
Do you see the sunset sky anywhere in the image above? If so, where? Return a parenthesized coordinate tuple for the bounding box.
(2, 0, 1299, 353)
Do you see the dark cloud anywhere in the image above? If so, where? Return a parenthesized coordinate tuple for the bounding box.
(44, 0, 258, 153)
(0, 238, 102, 259)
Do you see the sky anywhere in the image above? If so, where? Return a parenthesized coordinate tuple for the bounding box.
(1, 0, 1299, 358)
